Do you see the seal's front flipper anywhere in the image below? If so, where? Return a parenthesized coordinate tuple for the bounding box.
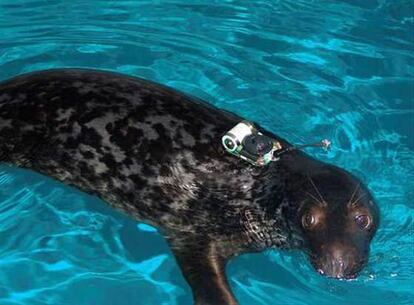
(169, 237, 238, 305)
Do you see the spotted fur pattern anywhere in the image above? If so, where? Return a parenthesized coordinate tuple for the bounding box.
(0, 69, 304, 252)
(0, 69, 380, 305)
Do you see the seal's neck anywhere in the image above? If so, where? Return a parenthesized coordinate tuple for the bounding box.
(242, 151, 321, 250)
(242, 198, 306, 251)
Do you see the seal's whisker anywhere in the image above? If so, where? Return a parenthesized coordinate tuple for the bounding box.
(305, 191, 325, 207)
(349, 193, 366, 207)
(348, 183, 360, 207)
(307, 175, 326, 205)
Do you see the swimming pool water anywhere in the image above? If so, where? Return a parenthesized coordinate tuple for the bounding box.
(0, 1, 413, 304)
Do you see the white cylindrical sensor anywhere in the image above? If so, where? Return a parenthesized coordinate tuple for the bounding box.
(222, 121, 254, 152)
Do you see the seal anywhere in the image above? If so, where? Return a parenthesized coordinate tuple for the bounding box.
(0, 69, 379, 305)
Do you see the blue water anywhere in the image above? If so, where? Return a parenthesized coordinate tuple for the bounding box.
(0, 1, 413, 304)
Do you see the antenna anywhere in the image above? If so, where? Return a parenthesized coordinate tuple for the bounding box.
(274, 139, 331, 158)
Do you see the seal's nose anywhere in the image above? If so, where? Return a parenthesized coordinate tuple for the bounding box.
(327, 248, 350, 278)
(319, 243, 357, 279)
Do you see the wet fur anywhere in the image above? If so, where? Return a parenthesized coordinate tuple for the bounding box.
(0, 69, 376, 305)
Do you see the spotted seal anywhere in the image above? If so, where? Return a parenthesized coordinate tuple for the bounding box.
(0, 69, 379, 305)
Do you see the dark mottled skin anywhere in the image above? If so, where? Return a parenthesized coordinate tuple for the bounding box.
(0, 69, 379, 305)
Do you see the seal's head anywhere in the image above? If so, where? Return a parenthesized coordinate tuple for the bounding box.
(297, 167, 379, 279)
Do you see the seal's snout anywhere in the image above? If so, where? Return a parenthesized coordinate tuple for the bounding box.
(328, 254, 350, 278)
(314, 243, 363, 279)
(321, 245, 356, 279)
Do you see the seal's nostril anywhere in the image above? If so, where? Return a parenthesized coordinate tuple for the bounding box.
(331, 256, 350, 278)
(337, 257, 345, 268)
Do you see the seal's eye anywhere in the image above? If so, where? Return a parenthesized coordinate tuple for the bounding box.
(302, 213, 316, 229)
(355, 214, 371, 230)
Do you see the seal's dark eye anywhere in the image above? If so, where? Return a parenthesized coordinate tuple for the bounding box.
(355, 214, 371, 230)
(302, 213, 315, 229)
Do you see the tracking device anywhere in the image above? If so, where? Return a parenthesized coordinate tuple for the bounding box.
(222, 121, 331, 167)
(222, 121, 282, 166)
